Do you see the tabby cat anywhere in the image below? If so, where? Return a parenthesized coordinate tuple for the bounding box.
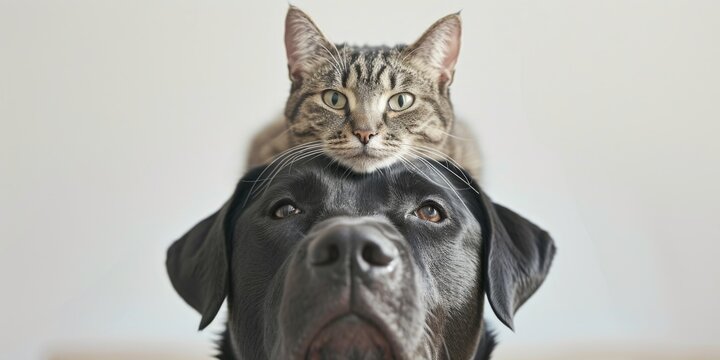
(248, 6, 482, 179)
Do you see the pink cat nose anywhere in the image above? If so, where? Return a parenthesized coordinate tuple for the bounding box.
(353, 130, 378, 145)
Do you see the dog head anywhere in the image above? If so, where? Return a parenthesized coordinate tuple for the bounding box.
(166, 156, 555, 359)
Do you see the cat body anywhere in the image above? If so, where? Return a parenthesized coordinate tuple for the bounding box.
(248, 7, 482, 179)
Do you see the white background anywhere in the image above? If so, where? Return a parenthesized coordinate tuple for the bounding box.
(1, 0, 719, 359)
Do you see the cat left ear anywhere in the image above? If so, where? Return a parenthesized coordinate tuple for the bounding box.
(405, 13, 462, 88)
(285, 6, 335, 82)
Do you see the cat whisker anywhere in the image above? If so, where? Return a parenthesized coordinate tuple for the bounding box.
(397, 154, 450, 190)
(421, 125, 471, 141)
(407, 147, 476, 193)
(375, 164, 387, 180)
(243, 141, 321, 185)
(412, 117, 446, 134)
(412, 144, 474, 186)
(303, 152, 328, 167)
(244, 142, 323, 204)
(409, 153, 464, 191)
(255, 147, 324, 196)
(443, 340, 452, 360)
(289, 148, 325, 169)
(323, 156, 339, 170)
(402, 153, 470, 212)
(256, 146, 321, 189)
(422, 323, 436, 360)
(397, 154, 447, 190)
(340, 163, 354, 181)
(254, 152, 314, 197)
(282, 149, 324, 172)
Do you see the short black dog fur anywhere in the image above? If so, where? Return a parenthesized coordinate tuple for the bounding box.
(166, 155, 555, 360)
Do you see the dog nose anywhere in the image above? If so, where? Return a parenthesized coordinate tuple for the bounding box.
(309, 225, 397, 269)
(352, 130, 378, 145)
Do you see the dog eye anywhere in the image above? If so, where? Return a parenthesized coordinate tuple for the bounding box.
(273, 203, 302, 219)
(415, 204, 444, 223)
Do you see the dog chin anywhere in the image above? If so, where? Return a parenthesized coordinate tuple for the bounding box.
(306, 315, 395, 360)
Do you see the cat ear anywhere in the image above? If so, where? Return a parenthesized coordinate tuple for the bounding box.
(405, 13, 462, 87)
(285, 6, 335, 81)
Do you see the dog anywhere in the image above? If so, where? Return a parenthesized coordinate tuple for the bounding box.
(166, 155, 555, 359)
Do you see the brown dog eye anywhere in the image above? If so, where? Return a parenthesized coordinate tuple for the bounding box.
(415, 205, 443, 223)
(273, 204, 301, 219)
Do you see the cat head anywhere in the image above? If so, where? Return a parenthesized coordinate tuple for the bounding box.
(283, 6, 462, 173)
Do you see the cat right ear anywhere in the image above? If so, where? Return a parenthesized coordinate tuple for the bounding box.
(405, 13, 462, 89)
(285, 6, 335, 82)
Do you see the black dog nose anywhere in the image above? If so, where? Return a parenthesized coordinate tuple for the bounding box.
(309, 225, 397, 268)
(361, 241, 394, 266)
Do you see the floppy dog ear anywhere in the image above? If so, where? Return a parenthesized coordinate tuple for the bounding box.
(475, 190, 556, 330)
(166, 165, 266, 330)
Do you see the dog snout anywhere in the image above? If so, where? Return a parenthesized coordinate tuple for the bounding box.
(308, 222, 399, 272)
(280, 217, 420, 359)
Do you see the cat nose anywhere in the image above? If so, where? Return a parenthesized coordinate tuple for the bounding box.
(353, 129, 378, 145)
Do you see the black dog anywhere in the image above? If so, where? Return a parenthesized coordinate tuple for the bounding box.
(166, 155, 555, 360)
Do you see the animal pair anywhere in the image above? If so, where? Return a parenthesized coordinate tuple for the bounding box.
(167, 155, 555, 359)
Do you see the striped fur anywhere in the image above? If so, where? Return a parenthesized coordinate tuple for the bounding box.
(247, 6, 482, 179)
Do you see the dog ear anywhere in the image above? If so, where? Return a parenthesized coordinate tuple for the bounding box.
(166, 165, 266, 330)
(474, 190, 556, 330)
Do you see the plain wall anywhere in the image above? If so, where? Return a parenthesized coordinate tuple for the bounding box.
(1, 0, 719, 359)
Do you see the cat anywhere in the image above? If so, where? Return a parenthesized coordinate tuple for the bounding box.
(248, 6, 482, 179)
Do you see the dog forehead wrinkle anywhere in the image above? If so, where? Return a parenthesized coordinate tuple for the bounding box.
(321, 171, 396, 215)
(257, 171, 326, 203)
(321, 175, 360, 214)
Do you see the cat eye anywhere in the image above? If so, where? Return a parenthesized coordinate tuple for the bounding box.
(322, 90, 347, 110)
(388, 92, 415, 111)
(272, 203, 302, 219)
(414, 203, 445, 223)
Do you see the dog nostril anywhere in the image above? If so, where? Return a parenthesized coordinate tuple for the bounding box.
(313, 243, 340, 266)
(361, 242, 393, 266)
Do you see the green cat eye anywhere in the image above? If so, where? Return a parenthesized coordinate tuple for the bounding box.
(322, 90, 347, 110)
(388, 92, 415, 111)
